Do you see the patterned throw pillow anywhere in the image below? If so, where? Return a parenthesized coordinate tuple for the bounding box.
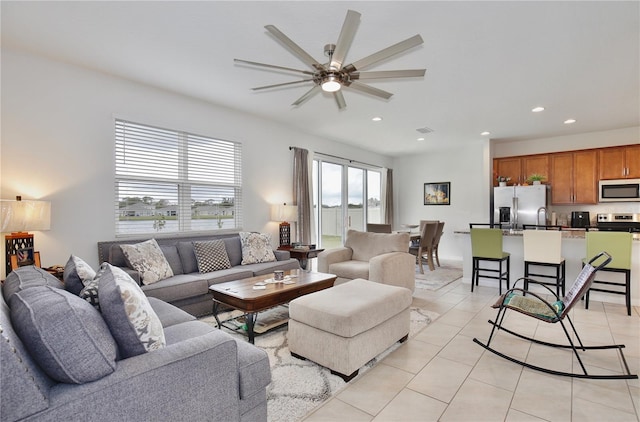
(79, 263, 109, 310)
(239, 232, 276, 265)
(98, 264, 166, 358)
(193, 240, 231, 273)
(120, 239, 174, 285)
(63, 255, 97, 295)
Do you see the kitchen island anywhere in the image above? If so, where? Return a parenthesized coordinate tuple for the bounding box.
(454, 229, 640, 309)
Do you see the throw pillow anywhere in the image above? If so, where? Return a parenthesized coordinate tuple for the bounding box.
(98, 264, 166, 358)
(63, 255, 96, 296)
(79, 262, 109, 310)
(3, 265, 63, 303)
(120, 239, 174, 285)
(9, 286, 117, 384)
(239, 232, 276, 265)
(193, 240, 231, 273)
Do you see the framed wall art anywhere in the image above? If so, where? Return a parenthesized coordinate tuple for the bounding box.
(424, 182, 450, 205)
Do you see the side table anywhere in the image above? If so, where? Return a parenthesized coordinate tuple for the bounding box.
(278, 246, 324, 270)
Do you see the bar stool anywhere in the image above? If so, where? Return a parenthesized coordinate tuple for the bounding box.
(523, 230, 566, 297)
(470, 227, 510, 294)
(583, 231, 633, 316)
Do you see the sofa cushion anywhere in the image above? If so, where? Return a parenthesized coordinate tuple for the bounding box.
(141, 273, 209, 303)
(345, 230, 410, 262)
(328, 260, 370, 281)
(3, 265, 63, 303)
(223, 236, 243, 266)
(160, 245, 184, 275)
(120, 238, 174, 285)
(177, 241, 199, 274)
(98, 264, 166, 358)
(63, 255, 96, 295)
(148, 297, 196, 328)
(9, 286, 117, 384)
(194, 240, 231, 272)
(239, 232, 276, 265)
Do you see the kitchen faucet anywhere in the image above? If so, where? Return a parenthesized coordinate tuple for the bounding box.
(537, 207, 547, 227)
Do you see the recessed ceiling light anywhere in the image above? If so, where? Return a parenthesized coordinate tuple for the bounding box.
(531, 106, 545, 113)
(417, 137, 425, 141)
(564, 119, 576, 124)
(372, 116, 383, 122)
(481, 131, 491, 136)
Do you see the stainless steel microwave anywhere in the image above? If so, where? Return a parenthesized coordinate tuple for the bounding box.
(598, 178, 640, 202)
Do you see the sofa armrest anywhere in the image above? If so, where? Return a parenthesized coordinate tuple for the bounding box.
(273, 250, 290, 261)
(369, 252, 416, 292)
(115, 266, 141, 284)
(47, 330, 242, 421)
(317, 247, 352, 273)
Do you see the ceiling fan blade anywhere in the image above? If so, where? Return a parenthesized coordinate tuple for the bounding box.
(345, 34, 424, 72)
(351, 69, 426, 80)
(334, 90, 347, 109)
(252, 79, 314, 91)
(330, 10, 361, 70)
(292, 85, 321, 106)
(265, 24, 324, 70)
(234, 59, 315, 76)
(346, 81, 393, 99)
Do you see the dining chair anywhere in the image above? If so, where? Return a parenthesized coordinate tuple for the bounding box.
(366, 223, 392, 233)
(409, 222, 438, 273)
(523, 230, 566, 297)
(469, 226, 510, 294)
(430, 221, 445, 267)
(583, 231, 633, 315)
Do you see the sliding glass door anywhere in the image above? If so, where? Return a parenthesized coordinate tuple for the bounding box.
(314, 158, 381, 248)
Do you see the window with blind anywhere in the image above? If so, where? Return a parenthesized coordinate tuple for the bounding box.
(114, 119, 243, 236)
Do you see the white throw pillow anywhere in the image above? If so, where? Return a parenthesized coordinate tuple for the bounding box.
(239, 232, 276, 265)
(120, 239, 173, 285)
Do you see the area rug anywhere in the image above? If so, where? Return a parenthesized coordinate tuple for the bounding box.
(415, 259, 463, 291)
(199, 306, 439, 422)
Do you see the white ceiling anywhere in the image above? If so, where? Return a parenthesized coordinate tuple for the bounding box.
(2, 1, 639, 157)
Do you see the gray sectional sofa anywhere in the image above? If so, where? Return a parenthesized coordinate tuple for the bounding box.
(1, 266, 271, 421)
(97, 233, 300, 316)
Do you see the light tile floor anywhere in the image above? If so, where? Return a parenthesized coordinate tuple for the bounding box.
(303, 279, 640, 422)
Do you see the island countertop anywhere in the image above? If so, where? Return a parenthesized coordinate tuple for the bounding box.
(454, 229, 640, 241)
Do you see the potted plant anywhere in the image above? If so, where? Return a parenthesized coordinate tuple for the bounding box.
(496, 176, 511, 187)
(526, 173, 546, 185)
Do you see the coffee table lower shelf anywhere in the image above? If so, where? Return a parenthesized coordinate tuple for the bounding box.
(209, 270, 336, 344)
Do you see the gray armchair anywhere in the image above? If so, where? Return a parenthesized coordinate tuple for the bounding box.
(318, 230, 415, 291)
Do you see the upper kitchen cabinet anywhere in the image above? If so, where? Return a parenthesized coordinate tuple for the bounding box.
(551, 150, 598, 204)
(494, 154, 549, 186)
(599, 144, 640, 179)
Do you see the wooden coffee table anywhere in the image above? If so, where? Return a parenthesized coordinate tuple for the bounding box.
(209, 270, 336, 343)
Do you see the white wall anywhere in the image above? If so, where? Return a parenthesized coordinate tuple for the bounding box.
(393, 140, 491, 261)
(492, 126, 639, 157)
(0, 49, 392, 275)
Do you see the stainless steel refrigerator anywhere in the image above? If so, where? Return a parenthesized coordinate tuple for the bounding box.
(493, 185, 549, 229)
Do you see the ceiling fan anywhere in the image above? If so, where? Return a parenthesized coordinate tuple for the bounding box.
(234, 10, 426, 109)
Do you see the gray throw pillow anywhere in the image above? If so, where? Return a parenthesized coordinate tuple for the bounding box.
(9, 286, 117, 384)
(193, 240, 231, 273)
(239, 232, 276, 265)
(120, 239, 174, 285)
(98, 264, 166, 359)
(63, 255, 96, 296)
(3, 266, 63, 304)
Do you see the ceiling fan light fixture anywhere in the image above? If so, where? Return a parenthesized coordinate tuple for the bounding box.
(321, 76, 342, 92)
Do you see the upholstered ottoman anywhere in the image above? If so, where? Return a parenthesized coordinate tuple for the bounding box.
(288, 278, 412, 381)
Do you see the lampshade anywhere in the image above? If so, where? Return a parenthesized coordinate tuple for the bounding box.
(1, 198, 51, 233)
(270, 204, 297, 223)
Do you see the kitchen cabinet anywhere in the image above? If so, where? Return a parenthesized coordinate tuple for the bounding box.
(599, 144, 640, 179)
(551, 150, 598, 204)
(494, 154, 549, 186)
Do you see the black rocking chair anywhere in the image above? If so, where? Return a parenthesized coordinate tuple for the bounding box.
(473, 251, 638, 380)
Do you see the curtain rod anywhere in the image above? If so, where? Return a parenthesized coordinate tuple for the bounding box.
(289, 146, 382, 169)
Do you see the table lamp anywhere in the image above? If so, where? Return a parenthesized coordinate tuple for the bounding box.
(1, 196, 51, 275)
(271, 203, 297, 247)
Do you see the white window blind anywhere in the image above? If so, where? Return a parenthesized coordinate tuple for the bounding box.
(114, 119, 242, 236)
